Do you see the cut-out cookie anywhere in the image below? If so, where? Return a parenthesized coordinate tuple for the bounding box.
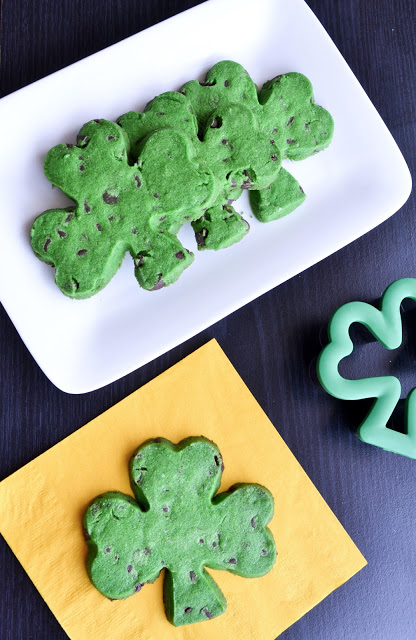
(84, 436, 276, 626)
(317, 278, 416, 459)
(182, 61, 332, 222)
(31, 120, 216, 297)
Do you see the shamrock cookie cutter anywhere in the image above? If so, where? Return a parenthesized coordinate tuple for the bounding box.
(317, 278, 416, 459)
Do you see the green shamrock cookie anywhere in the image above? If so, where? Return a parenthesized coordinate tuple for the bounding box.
(182, 60, 333, 218)
(31, 119, 216, 297)
(83, 436, 276, 626)
(317, 278, 416, 459)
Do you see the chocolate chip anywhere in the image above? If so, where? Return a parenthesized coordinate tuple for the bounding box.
(96, 224, 102, 231)
(156, 112, 165, 116)
(315, 140, 319, 145)
(228, 558, 237, 564)
(77, 249, 88, 256)
(199, 539, 204, 544)
(135, 583, 144, 592)
(195, 231, 206, 247)
(57, 229, 66, 238)
(214, 455, 220, 466)
(261, 549, 268, 556)
(184, 607, 193, 614)
(131, 227, 137, 234)
(221, 139, 228, 145)
(224, 80, 229, 87)
(162, 506, 169, 513)
(159, 215, 166, 221)
(150, 275, 165, 291)
(286, 116, 294, 126)
(217, 533, 221, 541)
(105, 547, 111, 553)
(202, 608, 213, 619)
(153, 193, 159, 199)
(135, 473, 143, 484)
(127, 565, 133, 573)
(65, 212, 74, 222)
(77, 135, 90, 147)
(114, 555, 119, 561)
(222, 158, 229, 162)
(304, 123, 309, 130)
(175, 251, 185, 260)
(273, 128, 278, 134)
(84, 200, 91, 213)
(271, 154, 279, 161)
(103, 192, 119, 205)
(286, 139, 295, 145)
(250, 517, 255, 528)
(80, 165, 85, 172)
(144, 547, 151, 555)
(189, 571, 196, 582)
(212, 541, 217, 548)
(270, 139, 275, 145)
(200, 80, 215, 87)
(107, 135, 115, 141)
(134, 175, 141, 188)
(299, 186, 305, 194)
(66, 144, 73, 149)
(210, 117, 220, 129)
(221, 462, 225, 472)
(136, 254, 144, 267)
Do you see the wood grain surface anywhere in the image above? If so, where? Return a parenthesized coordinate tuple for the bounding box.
(1, 1, 415, 638)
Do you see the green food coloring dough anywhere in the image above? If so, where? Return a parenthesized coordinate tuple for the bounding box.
(31, 119, 216, 297)
(83, 436, 276, 626)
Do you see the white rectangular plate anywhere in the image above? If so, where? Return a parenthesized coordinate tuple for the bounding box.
(0, 0, 411, 393)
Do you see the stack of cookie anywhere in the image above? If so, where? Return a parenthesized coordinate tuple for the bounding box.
(30, 61, 333, 299)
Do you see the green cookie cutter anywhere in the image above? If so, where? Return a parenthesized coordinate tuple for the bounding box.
(317, 278, 416, 459)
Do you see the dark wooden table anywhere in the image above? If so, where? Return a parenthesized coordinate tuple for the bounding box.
(1, 1, 415, 638)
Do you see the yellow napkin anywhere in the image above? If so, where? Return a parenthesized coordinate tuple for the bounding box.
(0, 340, 365, 639)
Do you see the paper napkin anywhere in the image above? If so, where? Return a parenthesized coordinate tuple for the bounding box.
(0, 340, 366, 639)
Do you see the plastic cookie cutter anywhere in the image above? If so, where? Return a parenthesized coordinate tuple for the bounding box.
(317, 278, 416, 459)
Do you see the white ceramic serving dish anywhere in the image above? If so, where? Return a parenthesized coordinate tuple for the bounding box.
(0, 0, 411, 392)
